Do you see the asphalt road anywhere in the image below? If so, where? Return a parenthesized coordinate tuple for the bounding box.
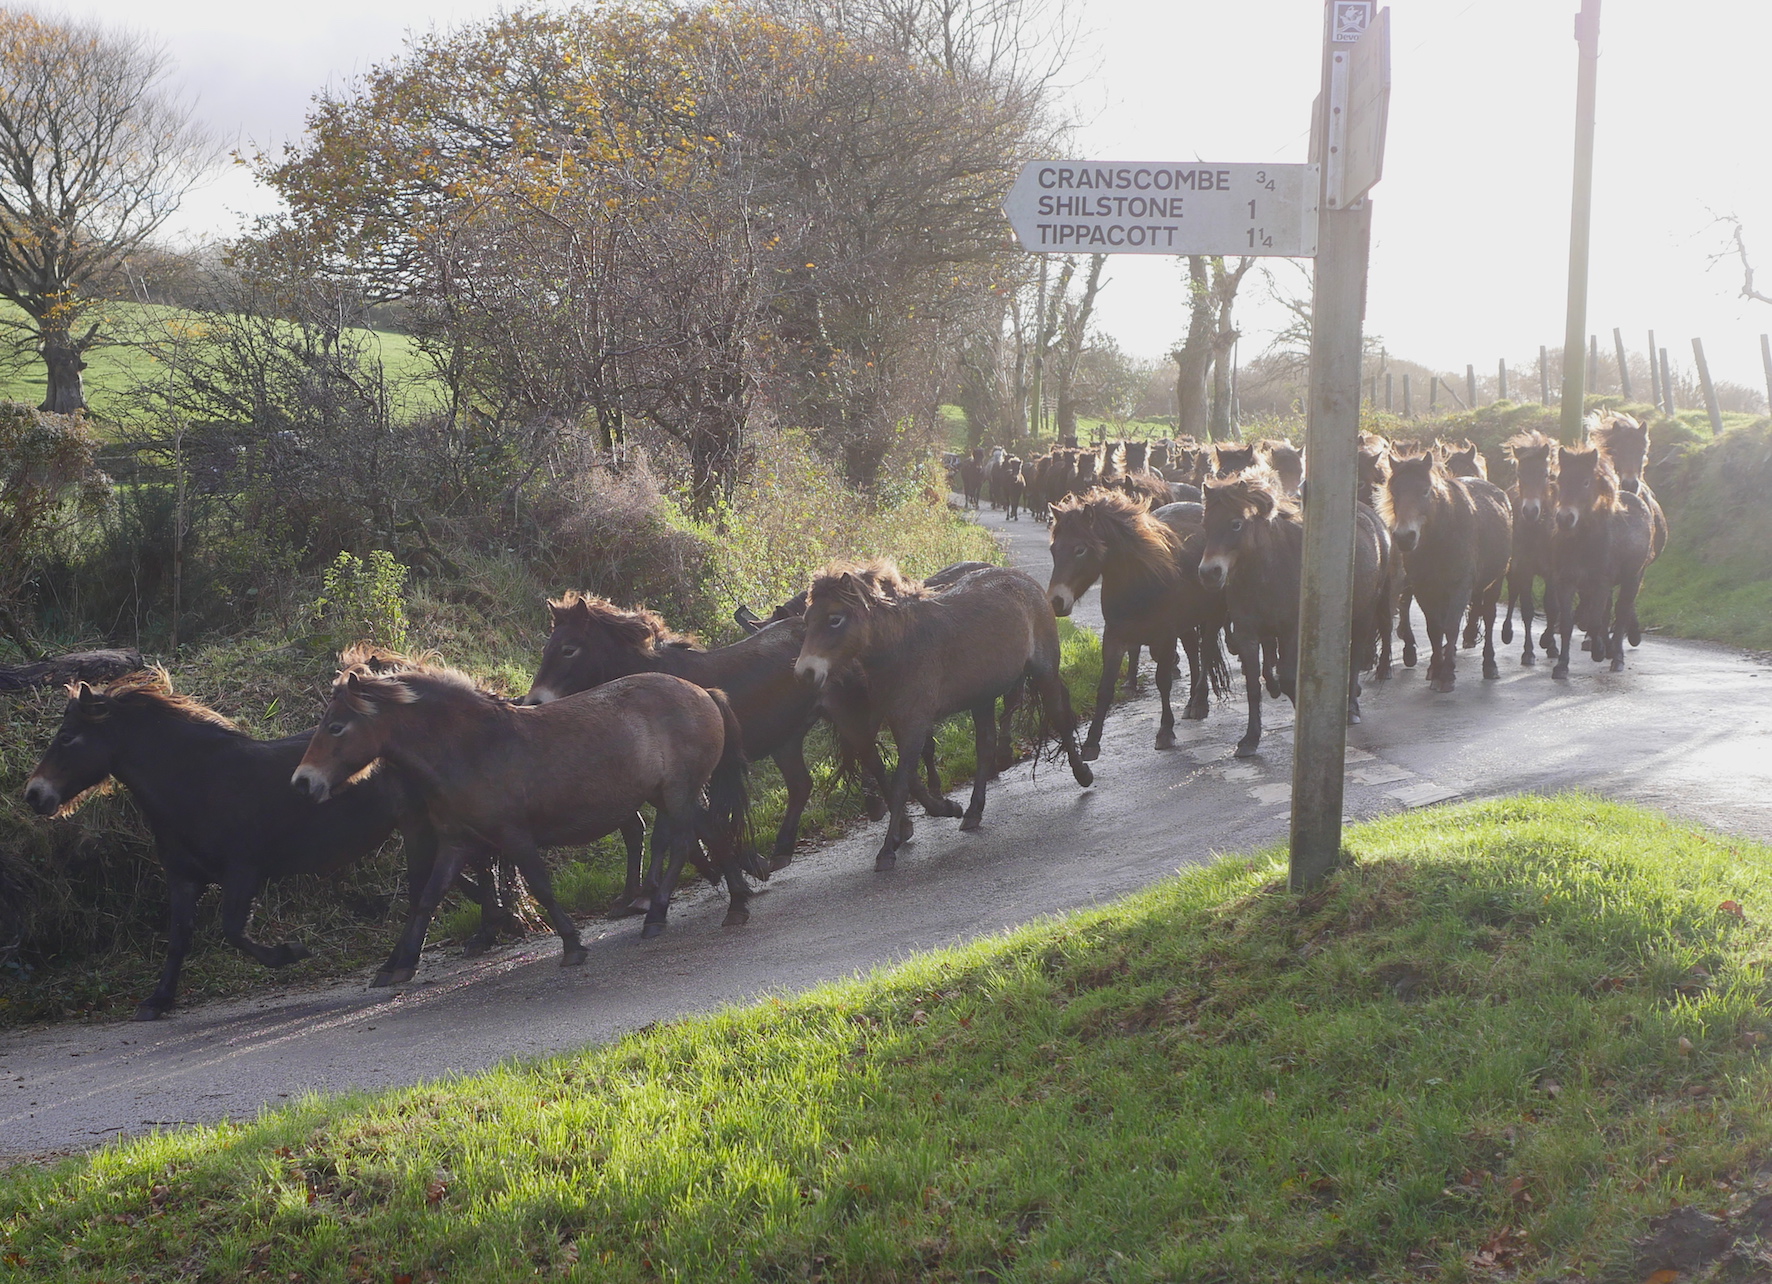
(5, 503, 1770, 1159)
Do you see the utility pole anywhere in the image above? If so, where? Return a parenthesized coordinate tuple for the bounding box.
(1559, 0, 1601, 444)
(1290, 0, 1382, 892)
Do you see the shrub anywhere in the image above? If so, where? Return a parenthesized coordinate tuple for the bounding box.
(311, 550, 410, 652)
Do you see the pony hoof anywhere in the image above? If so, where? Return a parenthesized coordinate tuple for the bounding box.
(1611, 658, 1625, 673)
(372, 967, 416, 988)
(1264, 678, 1282, 698)
(874, 851, 898, 872)
(1234, 742, 1260, 759)
(959, 813, 983, 832)
(899, 817, 914, 841)
(768, 853, 794, 874)
(462, 939, 490, 958)
(271, 943, 312, 967)
(1501, 625, 1514, 644)
(1483, 662, 1501, 680)
(132, 1002, 169, 1022)
(1347, 711, 1362, 725)
(1081, 742, 1101, 762)
(1552, 665, 1570, 680)
(1073, 762, 1094, 786)
(722, 908, 750, 927)
(1154, 731, 1176, 750)
(864, 798, 887, 822)
(606, 899, 649, 919)
(1520, 653, 1536, 667)
(640, 921, 666, 940)
(561, 946, 589, 968)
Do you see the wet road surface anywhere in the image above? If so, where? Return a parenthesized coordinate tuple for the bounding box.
(5, 503, 1769, 1158)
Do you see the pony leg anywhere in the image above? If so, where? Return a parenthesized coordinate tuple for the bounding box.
(1262, 637, 1282, 698)
(1375, 602, 1394, 679)
(1619, 568, 1647, 658)
(1154, 638, 1181, 748)
(1513, 571, 1537, 665)
(960, 702, 996, 831)
(996, 678, 1025, 774)
(375, 842, 471, 987)
(504, 838, 588, 965)
(768, 738, 813, 870)
(136, 876, 200, 1021)
(1123, 644, 1143, 695)
(218, 871, 310, 969)
(1552, 583, 1576, 680)
(606, 813, 651, 919)
(1082, 630, 1125, 762)
(1397, 586, 1418, 668)
(640, 814, 696, 939)
(1032, 660, 1094, 786)
(1481, 585, 1503, 679)
(875, 723, 932, 870)
(1233, 640, 1265, 758)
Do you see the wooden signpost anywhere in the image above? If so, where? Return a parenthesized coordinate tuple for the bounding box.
(1002, 0, 1390, 893)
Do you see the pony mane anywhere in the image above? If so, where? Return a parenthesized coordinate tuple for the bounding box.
(1503, 429, 1556, 459)
(1051, 487, 1182, 582)
(1203, 469, 1296, 522)
(807, 558, 930, 614)
(331, 651, 489, 716)
(547, 589, 695, 653)
(79, 668, 240, 732)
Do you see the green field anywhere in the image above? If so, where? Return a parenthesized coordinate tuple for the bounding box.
(0, 300, 434, 422)
(6, 795, 1772, 1282)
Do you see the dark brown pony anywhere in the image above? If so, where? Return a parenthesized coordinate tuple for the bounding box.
(1199, 473, 1392, 756)
(1147, 440, 1170, 473)
(520, 593, 813, 872)
(1549, 445, 1656, 675)
(1500, 430, 1561, 665)
(1047, 489, 1230, 758)
(1259, 440, 1304, 496)
(1378, 453, 1512, 691)
(794, 563, 1092, 869)
(1591, 413, 1668, 562)
(1443, 440, 1489, 479)
(1211, 442, 1260, 478)
(296, 660, 750, 954)
(1004, 456, 1027, 519)
(19, 668, 517, 1017)
(1124, 440, 1150, 474)
(960, 449, 985, 508)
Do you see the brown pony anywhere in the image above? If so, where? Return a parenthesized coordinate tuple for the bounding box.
(1591, 413, 1669, 561)
(1549, 445, 1656, 675)
(520, 593, 812, 873)
(1259, 440, 1304, 496)
(1442, 440, 1489, 479)
(794, 563, 1092, 869)
(1047, 489, 1229, 757)
(1211, 442, 1260, 478)
(295, 659, 751, 960)
(1200, 473, 1392, 756)
(1004, 456, 1027, 519)
(1378, 453, 1512, 692)
(960, 449, 985, 508)
(1500, 430, 1560, 665)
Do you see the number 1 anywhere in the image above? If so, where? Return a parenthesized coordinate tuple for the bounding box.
(1247, 199, 1256, 218)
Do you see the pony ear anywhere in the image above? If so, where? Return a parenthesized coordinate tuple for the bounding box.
(345, 671, 365, 693)
(74, 682, 110, 719)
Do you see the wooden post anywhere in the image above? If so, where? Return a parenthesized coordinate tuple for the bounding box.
(1559, 0, 1601, 443)
(1540, 345, 1550, 404)
(1648, 330, 1660, 412)
(1403, 372, 1412, 418)
(1761, 334, 1771, 419)
(170, 422, 185, 656)
(1466, 364, 1477, 407)
(1385, 371, 1393, 412)
(1498, 358, 1508, 401)
(1290, 4, 1374, 893)
(1588, 334, 1600, 386)
(1660, 348, 1674, 413)
(1429, 375, 1438, 413)
(1368, 374, 1376, 406)
(1693, 338, 1725, 435)
(1613, 328, 1632, 400)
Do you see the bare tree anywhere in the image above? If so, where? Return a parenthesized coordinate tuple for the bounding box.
(0, 12, 215, 412)
(1716, 214, 1772, 307)
(1172, 256, 1213, 439)
(1207, 256, 1255, 439)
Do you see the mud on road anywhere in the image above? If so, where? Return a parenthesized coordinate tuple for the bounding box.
(4, 503, 1770, 1158)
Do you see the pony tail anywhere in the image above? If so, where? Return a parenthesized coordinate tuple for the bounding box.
(1202, 626, 1233, 698)
(703, 688, 756, 878)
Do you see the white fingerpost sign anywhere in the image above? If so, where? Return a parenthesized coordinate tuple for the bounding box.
(1003, 161, 1319, 258)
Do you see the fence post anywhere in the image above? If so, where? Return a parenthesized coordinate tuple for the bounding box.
(1612, 328, 1631, 400)
(1540, 346, 1550, 404)
(1558, 0, 1601, 443)
(1466, 364, 1477, 407)
(1429, 375, 1438, 413)
(1385, 372, 1393, 412)
(1498, 358, 1508, 401)
(1648, 330, 1660, 412)
(1692, 338, 1725, 435)
(1660, 348, 1674, 413)
(1761, 334, 1771, 419)
(1588, 334, 1599, 386)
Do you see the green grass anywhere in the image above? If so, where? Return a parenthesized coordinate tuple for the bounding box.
(0, 300, 434, 422)
(5, 795, 1772, 1282)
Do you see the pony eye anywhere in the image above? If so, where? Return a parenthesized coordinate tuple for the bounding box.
(327, 722, 347, 737)
(55, 731, 74, 746)
(828, 613, 845, 629)
(561, 645, 580, 658)
(1073, 546, 1086, 557)
(1230, 518, 1244, 532)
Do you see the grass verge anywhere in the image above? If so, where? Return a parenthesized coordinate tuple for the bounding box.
(6, 794, 1772, 1282)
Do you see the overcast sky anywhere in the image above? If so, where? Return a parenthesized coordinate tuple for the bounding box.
(67, 0, 1772, 393)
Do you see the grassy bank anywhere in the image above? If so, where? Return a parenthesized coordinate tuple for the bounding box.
(5, 795, 1771, 1281)
(0, 443, 1021, 1027)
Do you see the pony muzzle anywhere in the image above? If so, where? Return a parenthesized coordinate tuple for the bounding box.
(1520, 499, 1541, 523)
(1391, 525, 1421, 553)
(289, 764, 333, 802)
(794, 656, 831, 689)
(22, 775, 60, 816)
(1556, 507, 1579, 531)
(1198, 556, 1229, 590)
(517, 686, 557, 706)
(1048, 587, 1075, 617)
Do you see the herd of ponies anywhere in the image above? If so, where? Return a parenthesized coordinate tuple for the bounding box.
(18, 414, 1663, 1019)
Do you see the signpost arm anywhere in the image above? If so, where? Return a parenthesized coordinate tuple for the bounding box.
(1559, 0, 1602, 444)
(1289, 3, 1375, 892)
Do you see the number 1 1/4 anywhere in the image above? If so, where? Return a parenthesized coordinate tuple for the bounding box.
(1246, 228, 1274, 248)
